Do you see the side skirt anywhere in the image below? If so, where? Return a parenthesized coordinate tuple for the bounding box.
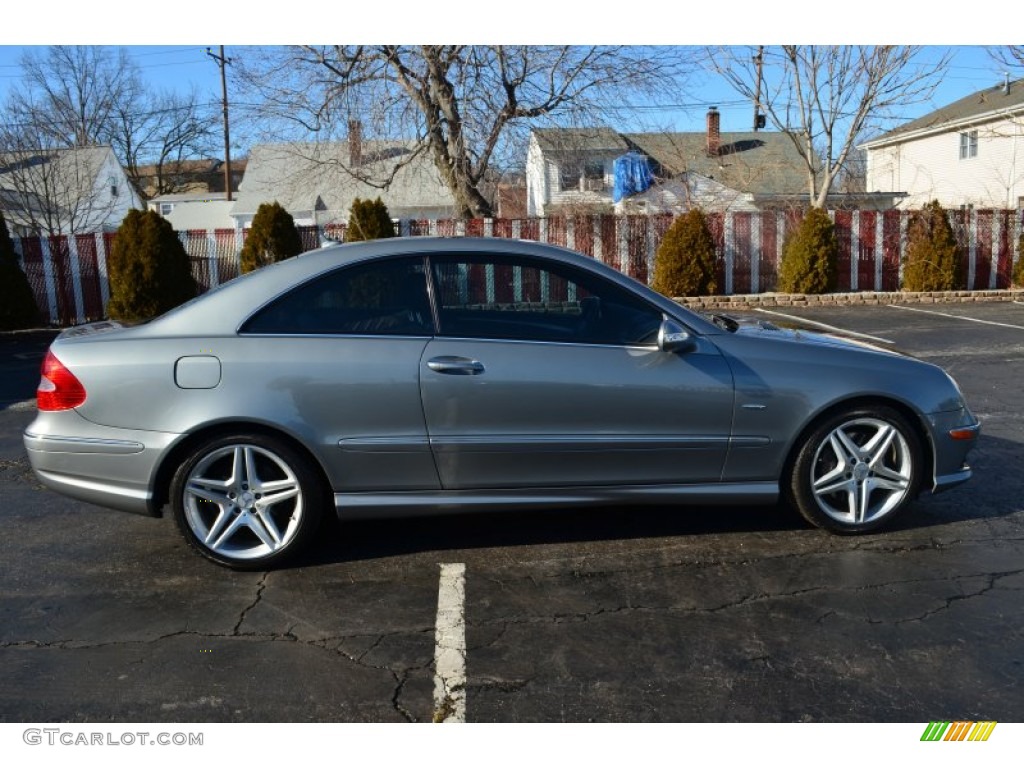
(334, 482, 779, 520)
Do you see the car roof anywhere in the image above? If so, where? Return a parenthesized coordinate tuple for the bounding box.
(140, 237, 719, 337)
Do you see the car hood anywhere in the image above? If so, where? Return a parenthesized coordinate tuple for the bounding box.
(710, 313, 912, 359)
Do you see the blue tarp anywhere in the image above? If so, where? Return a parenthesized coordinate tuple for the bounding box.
(612, 152, 653, 203)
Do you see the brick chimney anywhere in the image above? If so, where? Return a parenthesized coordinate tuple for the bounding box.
(706, 107, 721, 157)
(348, 119, 362, 166)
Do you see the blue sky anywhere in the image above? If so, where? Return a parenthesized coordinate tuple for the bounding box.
(0, 44, 1012, 136)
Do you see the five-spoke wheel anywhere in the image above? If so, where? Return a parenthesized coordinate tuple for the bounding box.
(170, 434, 323, 568)
(789, 406, 923, 533)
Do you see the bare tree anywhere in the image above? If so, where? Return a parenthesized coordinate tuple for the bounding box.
(989, 46, 1024, 72)
(7, 46, 143, 148)
(235, 45, 692, 218)
(110, 89, 219, 197)
(710, 46, 950, 208)
(6, 46, 222, 201)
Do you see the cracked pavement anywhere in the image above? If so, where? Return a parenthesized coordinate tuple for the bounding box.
(0, 303, 1022, 722)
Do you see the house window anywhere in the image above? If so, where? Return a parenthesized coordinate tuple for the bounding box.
(160, 203, 175, 216)
(559, 161, 582, 192)
(558, 159, 607, 192)
(583, 160, 606, 191)
(959, 131, 978, 160)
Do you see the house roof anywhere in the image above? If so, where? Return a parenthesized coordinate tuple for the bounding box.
(623, 131, 810, 196)
(533, 127, 810, 197)
(231, 142, 456, 220)
(533, 127, 630, 153)
(864, 78, 1024, 146)
(0, 145, 115, 195)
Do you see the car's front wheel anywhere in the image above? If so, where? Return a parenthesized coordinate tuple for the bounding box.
(789, 406, 923, 533)
(170, 434, 324, 568)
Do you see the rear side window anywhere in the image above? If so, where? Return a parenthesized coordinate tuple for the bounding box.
(241, 257, 433, 336)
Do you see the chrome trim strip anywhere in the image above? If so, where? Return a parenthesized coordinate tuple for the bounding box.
(338, 436, 431, 452)
(424, 435, 770, 452)
(24, 432, 145, 455)
(427, 434, 732, 452)
(431, 335, 660, 351)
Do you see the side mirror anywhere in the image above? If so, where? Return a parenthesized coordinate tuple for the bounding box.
(658, 317, 696, 353)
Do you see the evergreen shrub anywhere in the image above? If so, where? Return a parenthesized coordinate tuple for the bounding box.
(902, 200, 963, 292)
(344, 198, 396, 242)
(778, 207, 838, 294)
(0, 210, 40, 330)
(240, 202, 303, 274)
(106, 209, 197, 322)
(650, 209, 718, 297)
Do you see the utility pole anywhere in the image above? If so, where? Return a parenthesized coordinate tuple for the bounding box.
(753, 46, 765, 132)
(206, 46, 233, 202)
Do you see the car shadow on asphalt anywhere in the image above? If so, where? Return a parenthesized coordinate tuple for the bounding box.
(293, 502, 803, 568)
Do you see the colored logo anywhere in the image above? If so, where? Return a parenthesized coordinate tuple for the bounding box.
(921, 722, 997, 742)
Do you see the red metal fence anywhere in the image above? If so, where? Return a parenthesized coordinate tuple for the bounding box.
(11, 210, 1023, 326)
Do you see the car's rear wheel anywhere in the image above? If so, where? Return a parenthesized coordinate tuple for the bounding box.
(170, 434, 324, 569)
(789, 406, 923, 533)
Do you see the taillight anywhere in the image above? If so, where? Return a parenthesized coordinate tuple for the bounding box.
(37, 350, 87, 411)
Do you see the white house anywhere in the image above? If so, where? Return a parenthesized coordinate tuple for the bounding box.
(526, 109, 846, 217)
(862, 77, 1024, 210)
(149, 192, 236, 231)
(231, 129, 457, 230)
(0, 145, 142, 236)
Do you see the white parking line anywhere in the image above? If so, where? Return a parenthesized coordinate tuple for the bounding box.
(433, 562, 467, 723)
(890, 304, 1024, 331)
(753, 308, 895, 344)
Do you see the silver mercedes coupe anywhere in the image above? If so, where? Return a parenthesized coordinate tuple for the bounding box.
(24, 237, 979, 568)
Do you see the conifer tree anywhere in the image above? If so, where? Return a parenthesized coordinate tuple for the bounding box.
(240, 202, 303, 273)
(902, 200, 963, 292)
(106, 209, 197, 321)
(344, 198, 396, 242)
(778, 207, 839, 294)
(651, 209, 718, 297)
(0, 211, 40, 330)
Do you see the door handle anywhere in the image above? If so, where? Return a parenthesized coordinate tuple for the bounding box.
(427, 356, 485, 375)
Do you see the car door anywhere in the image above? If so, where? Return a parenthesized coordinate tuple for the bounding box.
(419, 252, 735, 490)
(239, 255, 440, 492)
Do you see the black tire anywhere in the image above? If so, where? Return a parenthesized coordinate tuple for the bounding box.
(788, 405, 924, 534)
(170, 433, 324, 569)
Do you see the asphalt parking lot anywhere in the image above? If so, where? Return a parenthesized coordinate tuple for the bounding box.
(0, 302, 1022, 723)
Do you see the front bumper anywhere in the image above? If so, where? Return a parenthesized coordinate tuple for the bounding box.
(926, 408, 980, 494)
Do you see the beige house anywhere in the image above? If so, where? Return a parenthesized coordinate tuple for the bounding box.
(862, 77, 1024, 210)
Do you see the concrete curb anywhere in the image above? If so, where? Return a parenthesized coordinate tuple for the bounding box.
(674, 288, 1024, 311)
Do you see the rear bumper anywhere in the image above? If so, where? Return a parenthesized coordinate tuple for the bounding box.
(24, 410, 177, 517)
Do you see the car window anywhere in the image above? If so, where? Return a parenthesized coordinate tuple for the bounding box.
(430, 254, 662, 346)
(241, 257, 433, 336)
